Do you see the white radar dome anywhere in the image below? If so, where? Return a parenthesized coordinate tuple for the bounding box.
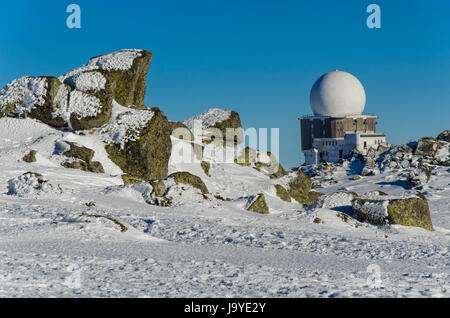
(310, 70, 366, 117)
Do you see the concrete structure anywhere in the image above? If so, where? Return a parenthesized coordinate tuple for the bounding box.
(300, 70, 386, 165)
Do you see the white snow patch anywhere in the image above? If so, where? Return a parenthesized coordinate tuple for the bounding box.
(71, 71, 106, 92)
(68, 91, 102, 119)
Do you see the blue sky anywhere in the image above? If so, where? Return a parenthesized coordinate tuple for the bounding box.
(1, 0, 449, 167)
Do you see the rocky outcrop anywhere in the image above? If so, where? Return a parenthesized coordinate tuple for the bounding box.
(61, 141, 104, 173)
(184, 108, 243, 146)
(1, 50, 153, 131)
(0, 76, 70, 128)
(352, 194, 433, 231)
(288, 169, 323, 205)
(168, 171, 208, 195)
(246, 193, 269, 214)
(274, 184, 291, 202)
(437, 130, 450, 142)
(103, 107, 172, 181)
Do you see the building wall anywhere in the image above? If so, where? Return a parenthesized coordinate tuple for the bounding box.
(300, 115, 379, 154)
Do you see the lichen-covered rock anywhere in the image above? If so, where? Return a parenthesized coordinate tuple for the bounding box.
(168, 171, 208, 195)
(103, 107, 172, 181)
(352, 194, 433, 231)
(274, 184, 291, 202)
(22, 150, 37, 163)
(60, 49, 152, 109)
(62, 159, 104, 174)
(63, 142, 95, 163)
(121, 174, 143, 185)
(246, 193, 269, 214)
(437, 130, 450, 142)
(150, 179, 166, 197)
(415, 137, 442, 156)
(61, 141, 104, 173)
(184, 108, 243, 146)
(288, 170, 323, 205)
(200, 161, 211, 177)
(0, 76, 69, 128)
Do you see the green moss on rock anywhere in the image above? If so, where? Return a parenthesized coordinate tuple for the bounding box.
(203, 111, 243, 146)
(105, 107, 172, 181)
(122, 174, 143, 185)
(92, 50, 152, 108)
(63, 142, 95, 163)
(168, 171, 208, 195)
(201, 161, 211, 176)
(246, 193, 269, 214)
(69, 80, 113, 131)
(288, 170, 323, 205)
(150, 179, 166, 197)
(352, 195, 434, 231)
(274, 184, 291, 202)
(22, 150, 37, 163)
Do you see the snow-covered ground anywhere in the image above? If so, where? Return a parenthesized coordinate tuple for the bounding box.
(0, 117, 449, 298)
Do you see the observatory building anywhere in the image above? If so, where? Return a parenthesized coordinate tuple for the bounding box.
(300, 70, 386, 165)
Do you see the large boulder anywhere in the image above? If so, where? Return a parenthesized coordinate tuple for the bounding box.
(0, 76, 70, 128)
(102, 107, 172, 181)
(183, 108, 243, 146)
(1, 49, 153, 131)
(167, 171, 208, 195)
(415, 137, 443, 157)
(352, 193, 433, 231)
(288, 169, 323, 205)
(60, 49, 152, 130)
(61, 141, 104, 173)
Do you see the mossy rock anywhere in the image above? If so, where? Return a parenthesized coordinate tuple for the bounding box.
(62, 159, 104, 174)
(122, 174, 143, 185)
(201, 161, 211, 176)
(203, 111, 243, 146)
(22, 150, 37, 163)
(91, 50, 152, 108)
(415, 137, 442, 156)
(246, 193, 269, 214)
(27, 77, 69, 128)
(0, 76, 69, 127)
(274, 184, 291, 202)
(288, 170, 323, 205)
(63, 142, 95, 163)
(352, 196, 433, 231)
(104, 107, 172, 181)
(150, 179, 166, 197)
(69, 83, 113, 131)
(168, 171, 208, 195)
